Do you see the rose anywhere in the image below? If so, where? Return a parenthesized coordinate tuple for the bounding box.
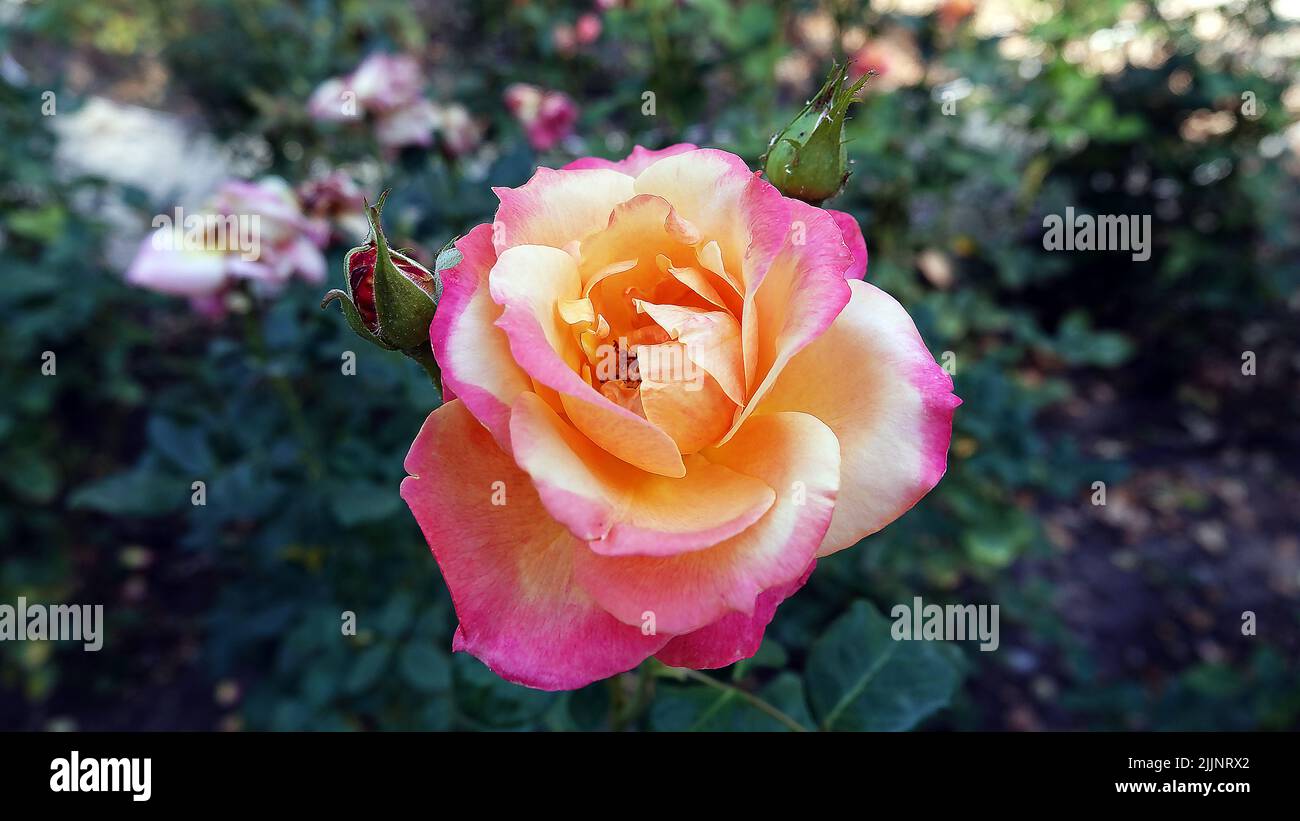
(372, 98, 440, 150)
(347, 53, 423, 113)
(208, 178, 327, 288)
(126, 177, 326, 316)
(575, 13, 602, 45)
(401, 145, 959, 690)
(297, 170, 369, 246)
(429, 102, 483, 159)
(308, 53, 424, 120)
(503, 84, 579, 152)
(308, 53, 439, 150)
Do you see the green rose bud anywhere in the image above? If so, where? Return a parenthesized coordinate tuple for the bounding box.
(322, 191, 458, 385)
(762, 62, 871, 205)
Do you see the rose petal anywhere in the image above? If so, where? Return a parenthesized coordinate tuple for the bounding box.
(401, 400, 669, 690)
(637, 349, 737, 454)
(125, 230, 228, 298)
(825, 209, 868, 280)
(562, 143, 699, 177)
(654, 561, 815, 669)
(635, 301, 745, 406)
(508, 392, 775, 557)
(577, 195, 700, 334)
(491, 167, 634, 254)
(759, 279, 960, 555)
(431, 223, 532, 451)
(633, 150, 775, 290)
(572, 411, 839, 634)
(724, 198, 853, 442)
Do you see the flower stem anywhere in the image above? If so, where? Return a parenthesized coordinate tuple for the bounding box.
(673, 668, 810, 732)
(242, 306, 324, 481)
(607, 676, 629, 731)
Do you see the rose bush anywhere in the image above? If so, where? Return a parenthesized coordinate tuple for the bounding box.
(401, 145, 959, 690)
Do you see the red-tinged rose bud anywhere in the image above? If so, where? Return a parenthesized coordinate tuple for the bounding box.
(323, 191, 458, 385)
(344, 240, 436, 337)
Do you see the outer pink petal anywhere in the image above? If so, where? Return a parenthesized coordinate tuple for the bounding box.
(508, 392, 775, 557)
(825, 209, 868, 280)
(561, 143, 699, 177)
(571, 411, 839, 635)
(731, 176, 797, 389)
(491, 166, 634, 254)
(723, 198, 853, 443)
(759, 279, 960, 556)
(400, 400, 669, 691)
(430, 223, 532, 451)
(654, 561, 815, 669)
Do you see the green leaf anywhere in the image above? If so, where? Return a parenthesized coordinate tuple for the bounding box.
(344, 644, 391, 694)
(329, 480, 403, 526)
(6, 205, 66, 242)
(68, 468, 186, 516)
(147, 415, 215, 475)
(3, 447, 60, 503)
(807, 600, 961, 731)
(434, 238, 462, 275)
(962, 510, 1034, 568)
(733, 638, 788, 678)
(452, 654, 555, 729)
(648, 673, 813, 732)
(399, 643, 450, 693)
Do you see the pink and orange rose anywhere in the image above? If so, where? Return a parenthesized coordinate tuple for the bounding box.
(401, 144, 959, 689)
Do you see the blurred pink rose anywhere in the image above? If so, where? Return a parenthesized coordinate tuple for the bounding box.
(374, 97, 440, 150)
(432, 102, 483, 158)
(575, 13, 602, 45)
(126, 238, 228, 300)
(297, 170, 369, 245)
(307, 77, 356, 122)
(211, 177, 326, 287)
(552, 23, 578, 56)
(126, 177, 326, 315)
(349, 53, 423, 113)
(308, 53, 437, 149)
(848, 30, 924, 91)
(504, 83, 578, 152)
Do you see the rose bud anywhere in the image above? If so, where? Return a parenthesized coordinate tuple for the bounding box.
(322, 191, 456, 383)
(762, 61, 870, 205)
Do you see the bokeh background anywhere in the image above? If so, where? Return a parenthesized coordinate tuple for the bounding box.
(2, 0, 1298, 731)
